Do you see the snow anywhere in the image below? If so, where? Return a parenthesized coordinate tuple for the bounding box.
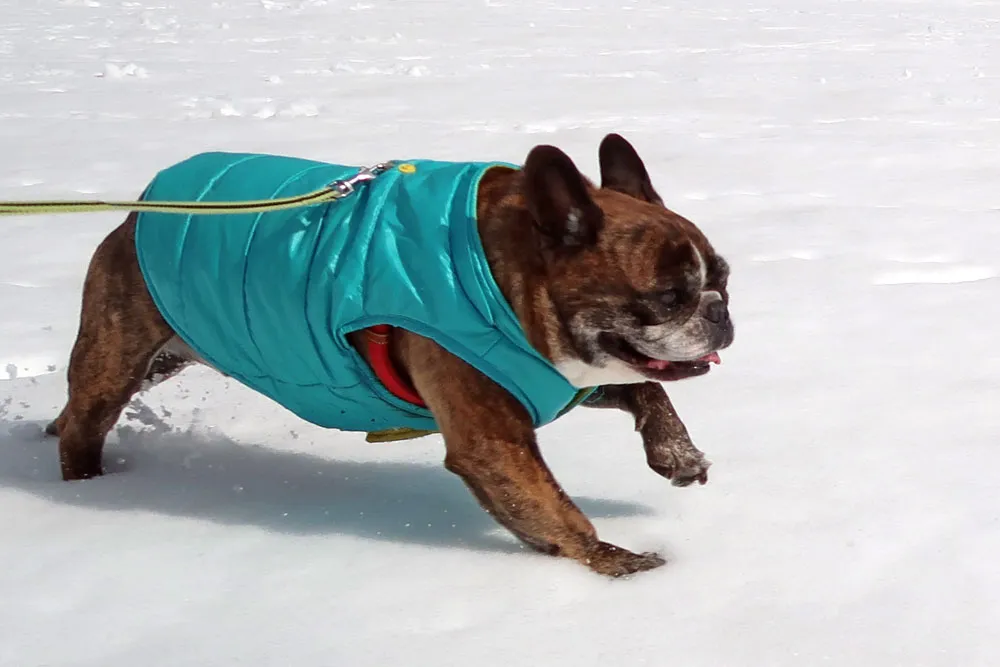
(2, 0, 999, 664)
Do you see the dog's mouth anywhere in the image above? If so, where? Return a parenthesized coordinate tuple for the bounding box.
(597, 333, 721, 382)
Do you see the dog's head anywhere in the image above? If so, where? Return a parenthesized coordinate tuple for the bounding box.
(520, 133, 734, 388)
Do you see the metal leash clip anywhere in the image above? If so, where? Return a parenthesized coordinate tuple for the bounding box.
(331, 161, 395, 197)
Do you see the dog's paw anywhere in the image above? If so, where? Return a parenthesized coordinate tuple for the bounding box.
(583, 541, 666, 578)
(60, 452, 104, 482)
(647, 447, 711, 487)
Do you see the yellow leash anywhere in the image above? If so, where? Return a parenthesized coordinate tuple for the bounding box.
(0, 161, 394, 217)
(0, 189, 343, 216)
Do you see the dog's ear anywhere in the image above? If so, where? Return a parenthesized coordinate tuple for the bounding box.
(523, 145, 603, 248)
(598, 133, 664, 206)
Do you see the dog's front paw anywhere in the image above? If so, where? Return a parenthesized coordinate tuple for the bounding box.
(647, 447, 711, 487)
(583, 541, 666, 577)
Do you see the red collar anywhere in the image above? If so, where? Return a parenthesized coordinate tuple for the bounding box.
(364, 325, 427, 407)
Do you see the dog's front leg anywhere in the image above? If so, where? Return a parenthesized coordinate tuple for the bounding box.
(399, 333, 665, 577)
(585, 383, 711, 487)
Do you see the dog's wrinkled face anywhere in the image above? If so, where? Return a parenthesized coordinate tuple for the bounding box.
(566, 214, 734, 387)
(521, 134, 734, 388)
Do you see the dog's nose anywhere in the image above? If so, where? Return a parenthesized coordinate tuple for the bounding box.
(704, 300, 728, 324)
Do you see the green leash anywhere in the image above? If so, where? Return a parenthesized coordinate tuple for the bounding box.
(0, 162, 394, 217)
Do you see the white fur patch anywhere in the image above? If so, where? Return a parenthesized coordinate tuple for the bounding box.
(692, 244, 708, 289)
(555, 358, 649, 388)
(563, 207, 583, 245)
(566, 207, 581, 234)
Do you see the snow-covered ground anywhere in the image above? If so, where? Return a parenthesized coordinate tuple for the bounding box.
(3, 0, 1000, 664)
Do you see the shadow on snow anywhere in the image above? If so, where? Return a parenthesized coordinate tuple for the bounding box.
(0, 417, 656, 555)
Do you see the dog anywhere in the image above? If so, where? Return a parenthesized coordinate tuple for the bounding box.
(46, 133, 733, 577)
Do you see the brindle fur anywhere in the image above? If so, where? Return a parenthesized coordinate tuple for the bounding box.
(48, 134, 732, 577)
(583, 383, 710, 486)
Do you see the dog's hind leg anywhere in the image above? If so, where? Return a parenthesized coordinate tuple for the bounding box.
(45, 342, 190, 439)
(49, 214, 176, 481)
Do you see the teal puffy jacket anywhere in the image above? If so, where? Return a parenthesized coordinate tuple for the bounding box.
(134, 152, 588, 435)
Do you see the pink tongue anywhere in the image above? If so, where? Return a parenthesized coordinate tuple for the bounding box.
(645, 352, 721, 370)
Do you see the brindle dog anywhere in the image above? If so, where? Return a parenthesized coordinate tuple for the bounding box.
(47, 134, 733, 576)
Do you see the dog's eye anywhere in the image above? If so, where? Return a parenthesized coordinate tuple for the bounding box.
(659, 289, 681, 307)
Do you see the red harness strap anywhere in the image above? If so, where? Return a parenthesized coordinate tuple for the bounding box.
(364, 324, 427, 408)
